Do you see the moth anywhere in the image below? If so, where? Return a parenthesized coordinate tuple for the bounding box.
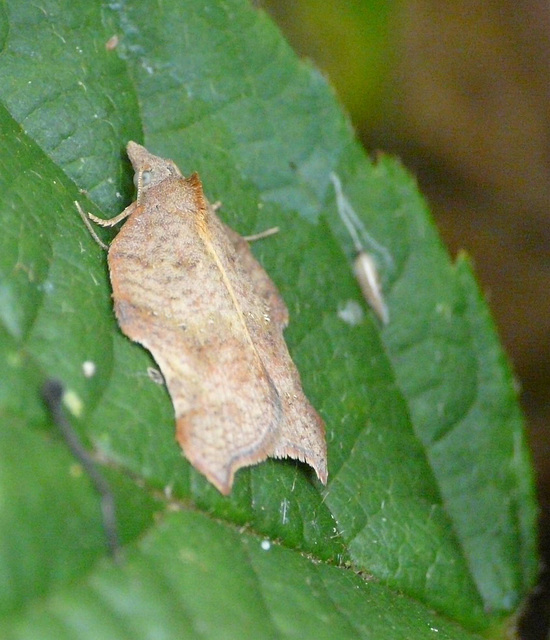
(81, 142, 328, 495)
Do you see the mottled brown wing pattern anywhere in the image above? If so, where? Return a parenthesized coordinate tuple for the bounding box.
(94, 142, 327, 494)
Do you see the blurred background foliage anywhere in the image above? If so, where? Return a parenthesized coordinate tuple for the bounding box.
(258, 0, 550, 637)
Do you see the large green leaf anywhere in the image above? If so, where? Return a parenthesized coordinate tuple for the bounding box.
(0, 1, 537, 638)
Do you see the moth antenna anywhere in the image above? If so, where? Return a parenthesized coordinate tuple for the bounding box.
(75, 201, 109, 251)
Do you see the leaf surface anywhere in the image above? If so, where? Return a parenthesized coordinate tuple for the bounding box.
(0, 1, 537, 637)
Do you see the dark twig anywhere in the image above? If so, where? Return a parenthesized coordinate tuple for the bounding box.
(42, 379, 121, 561)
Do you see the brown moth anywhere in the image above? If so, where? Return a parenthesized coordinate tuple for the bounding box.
(84, 142, 327, 495)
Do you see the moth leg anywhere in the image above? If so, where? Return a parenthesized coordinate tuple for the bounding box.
(207, 199, 278, 241)
(243, 227, 279, 242)
(87, 202, 138, 228)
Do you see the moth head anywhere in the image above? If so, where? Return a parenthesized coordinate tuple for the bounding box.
(126, 141, 182, 196)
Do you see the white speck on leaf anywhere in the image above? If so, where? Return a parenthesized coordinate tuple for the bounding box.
(82, 361, 96, 378)
(337, 299, 364, 326)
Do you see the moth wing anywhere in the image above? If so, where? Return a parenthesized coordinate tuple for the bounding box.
(221, 221, 290, 328)
(108, 196, 283, 495)
(218, 218, 328, 485)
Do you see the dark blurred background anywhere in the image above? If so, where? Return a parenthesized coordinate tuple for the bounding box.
(257, 1, 550, 636)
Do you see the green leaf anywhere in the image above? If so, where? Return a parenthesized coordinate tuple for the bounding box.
(4, 511, 483, 640)
(0, 1, 537, 638)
